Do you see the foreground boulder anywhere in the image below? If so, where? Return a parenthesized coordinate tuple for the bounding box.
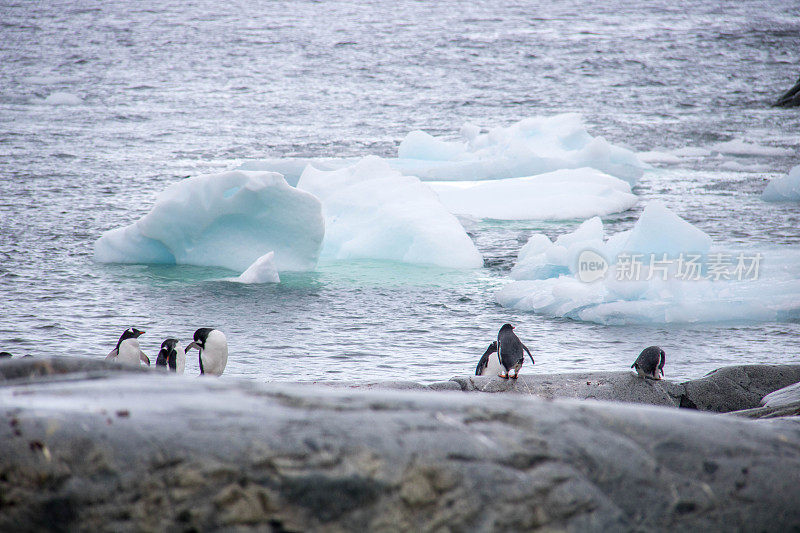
(1, 357, 800, 531)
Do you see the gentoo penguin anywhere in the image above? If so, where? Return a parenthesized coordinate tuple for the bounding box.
(155, 338, 185, 374)
(632, 346, 665, 380)
(475, 341, 500, 376)
(496, 323, 534, 379)
(106, 328, 150, 366)
(185, 328, 227, 376)
(0, 352, 12, 358)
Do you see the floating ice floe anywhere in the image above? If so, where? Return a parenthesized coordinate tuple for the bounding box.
(427, 168, 637, 220)
(710, 138, 794, 157)
(297, 156, 483, 269)
(395, 114, 646, 185)
(238, 114, 646, 186)
(233, 251, 280, 283)
(762, 165, 800, 202)
(43, 92, 82, 105)
(497, 201, 800, 324)
(94, 171, 324, 272)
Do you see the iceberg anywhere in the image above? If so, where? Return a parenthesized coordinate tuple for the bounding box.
(94, 171, 324, 272)
(396, 114, 646, 185)
(762, 165, 800, 202)
(238, 158, 357, 187)
(296, 156, 483, 269)
(237, 114, 646, 186)
(427, 168, 637, 220)
(234, 251, 280, 283)
(498, 201, 800, 324)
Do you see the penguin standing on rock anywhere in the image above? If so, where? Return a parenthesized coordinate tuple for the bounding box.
(106, 328, 150, 366)
(496, 324, 534, 379)
(632, 346, 665, 380)
(475, 341, 499, 376)
(185, 328, 227, 376)
(155, 338, 185, 374)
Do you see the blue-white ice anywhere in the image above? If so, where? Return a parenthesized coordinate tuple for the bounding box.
(427, 168, 637, 220)
(233, 251, 280, 284)
(297, 156, 483, 269)
(94, 171, 324, 272)
(396, 114, 646, 185)
(498, 201, 800, 324)
(762, 165, 800, 202)
(238, 114, 646, 186)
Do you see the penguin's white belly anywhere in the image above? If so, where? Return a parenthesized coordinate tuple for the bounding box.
(484, 354, 503, 376)
(175, 344, 186, 374)
(117, 339, 142, 365)
(200, 330, 228, 376)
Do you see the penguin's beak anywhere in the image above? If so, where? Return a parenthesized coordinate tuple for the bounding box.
(185, 341, 199, 353)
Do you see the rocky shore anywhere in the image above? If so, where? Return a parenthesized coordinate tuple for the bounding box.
(1, 357, 799, 531)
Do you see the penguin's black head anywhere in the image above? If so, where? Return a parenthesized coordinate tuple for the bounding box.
(161, 338, 179, 351)
(500, 323, 515, 332)
(128, 327, 145, 338)
(0, 352, 12, 358)
(193, 328, 215, 348)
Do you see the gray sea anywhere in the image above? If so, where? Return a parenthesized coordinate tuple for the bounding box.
(1, 0, 799, 382)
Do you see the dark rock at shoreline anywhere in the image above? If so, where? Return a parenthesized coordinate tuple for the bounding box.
(774, 75, 800, 107)
(1, 357, 800, 531)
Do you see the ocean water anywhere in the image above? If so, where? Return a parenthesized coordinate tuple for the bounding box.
(1, 0, 799, 383)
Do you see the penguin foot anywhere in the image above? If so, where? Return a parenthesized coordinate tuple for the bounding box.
(511, 373, 519, 379)
(498, 373, 509, 379)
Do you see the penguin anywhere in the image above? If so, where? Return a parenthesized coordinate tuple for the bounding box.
(496, 324, 534, 379)
(0, 352, 12, 358)
(475, 341, 500, 376)
(185, 328, 227, 376)
(106, 328, 150, 366)
(155, 338, 185, 374)
(632, 346, 665, 380)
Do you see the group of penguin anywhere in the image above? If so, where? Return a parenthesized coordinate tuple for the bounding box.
(106, 327, 228, 376)
(475, 323, 666, 380)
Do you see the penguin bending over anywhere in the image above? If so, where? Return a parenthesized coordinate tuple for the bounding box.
(632, 346, 665, 380)
(106, 328, 150, 366)
(475, 341, 500, 376)
(185, 328, 227, 376)
(496, 323, 534, 379)
(156, 338, 185, 374)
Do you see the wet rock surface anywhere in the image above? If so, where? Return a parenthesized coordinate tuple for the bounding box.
(1, 357, 800, 531)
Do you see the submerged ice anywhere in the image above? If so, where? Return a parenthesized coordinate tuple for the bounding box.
(297, 157, 483, 269)
(94, 171, 324, 272)
(427, 168, 637, 220)
(498, 201, 800, 324)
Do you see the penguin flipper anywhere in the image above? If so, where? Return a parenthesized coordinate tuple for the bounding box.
(198, 352, 205, 375)
(105, 348, 118, 360)
(522, 343, 534, 365)
(139, 351, 151, 366)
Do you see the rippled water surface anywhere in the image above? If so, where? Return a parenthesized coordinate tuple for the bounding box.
(1, 0, 799, 382)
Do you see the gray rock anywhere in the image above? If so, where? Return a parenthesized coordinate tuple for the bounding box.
(681, 364, 800, 413)
(450, 371, 684, 407)
(1, 357, 800, 531)
(761, 381, 800, 408)
(725, 401, 800, 420)
(450, 365, 800, 414)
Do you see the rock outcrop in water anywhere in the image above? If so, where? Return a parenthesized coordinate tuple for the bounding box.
(774, 75, 800, 107)
(1, 357, 800, 531)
